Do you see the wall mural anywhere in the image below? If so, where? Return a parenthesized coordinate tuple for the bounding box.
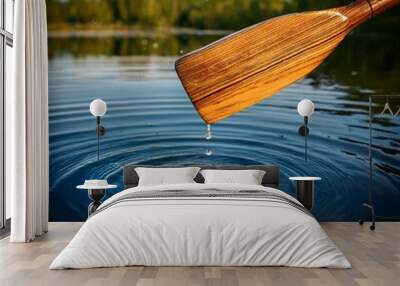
(47, 0, 400, 222)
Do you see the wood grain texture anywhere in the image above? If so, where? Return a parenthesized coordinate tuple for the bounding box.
(1, 222, 400, 286)
(175, 0, 399, 124)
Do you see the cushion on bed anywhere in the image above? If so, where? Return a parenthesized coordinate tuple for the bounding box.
(200, 169, 266, 185)
(135, 167, 200, 186)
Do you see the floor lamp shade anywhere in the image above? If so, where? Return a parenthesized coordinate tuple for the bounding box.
(90, 99, 107, 117)
(297, 99, 315, 117)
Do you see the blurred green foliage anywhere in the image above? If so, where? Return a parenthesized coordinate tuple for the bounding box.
(47, 0, 398, 31)
(47, 0, 399, 95)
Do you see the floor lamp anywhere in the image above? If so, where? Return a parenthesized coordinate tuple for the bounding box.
(297, 99, 315, 161)
(89, 99, 107, 161)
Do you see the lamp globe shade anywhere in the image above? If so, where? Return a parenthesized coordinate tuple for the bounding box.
(297, 99, 315, 117)
(90, 99, 107, 117)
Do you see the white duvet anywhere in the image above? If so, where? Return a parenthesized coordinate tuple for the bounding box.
(50, 183, 351, 269)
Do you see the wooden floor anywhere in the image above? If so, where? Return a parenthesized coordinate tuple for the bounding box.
(0, 222, 399, 286)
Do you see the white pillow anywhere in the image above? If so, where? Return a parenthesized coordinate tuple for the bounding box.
(135, 167, 200, 186)
(200, 169, 266, 185)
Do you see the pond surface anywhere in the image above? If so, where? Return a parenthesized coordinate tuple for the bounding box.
(48, 29, 400, 221)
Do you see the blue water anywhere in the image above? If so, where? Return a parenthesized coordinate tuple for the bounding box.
(49, 38, 400, 222)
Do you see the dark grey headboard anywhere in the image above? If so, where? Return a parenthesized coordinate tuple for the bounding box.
(123, 165, 280, 189)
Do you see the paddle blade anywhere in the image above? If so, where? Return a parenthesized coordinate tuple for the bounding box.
(175, 10, 351, 124)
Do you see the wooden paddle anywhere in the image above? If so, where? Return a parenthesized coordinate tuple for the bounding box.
(175, 0, 399, 124)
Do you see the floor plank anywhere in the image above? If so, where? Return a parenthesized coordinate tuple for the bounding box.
(0, 222, 399, 286)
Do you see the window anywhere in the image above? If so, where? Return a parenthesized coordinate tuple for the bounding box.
(1, 0, 14, 230)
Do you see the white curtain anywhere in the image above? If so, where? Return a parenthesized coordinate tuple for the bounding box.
(8, 0, 49, 242)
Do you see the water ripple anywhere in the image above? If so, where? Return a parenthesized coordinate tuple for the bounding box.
(48, 56, 400, 222)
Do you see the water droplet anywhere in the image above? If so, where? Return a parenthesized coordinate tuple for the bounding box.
(206, 124, 212, 140)
(179, 49, 184, 54)
(204, 124, 213, 156)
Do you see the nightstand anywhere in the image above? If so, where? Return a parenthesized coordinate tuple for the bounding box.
(77, 180, 117, 216)
(289, 177, 321, 210)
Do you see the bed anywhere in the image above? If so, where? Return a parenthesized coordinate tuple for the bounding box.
(50, 165, 350, 269)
